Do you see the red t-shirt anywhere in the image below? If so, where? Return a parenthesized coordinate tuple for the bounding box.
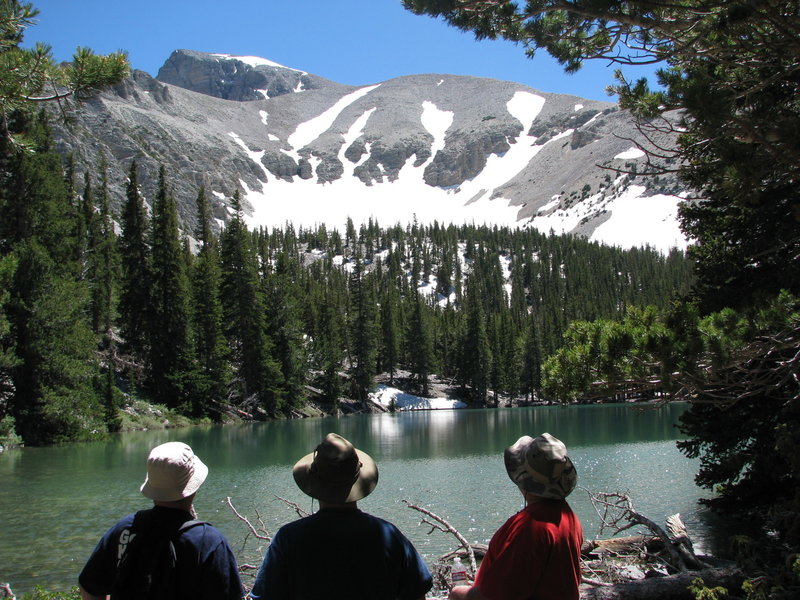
(474, 500, 583, 600)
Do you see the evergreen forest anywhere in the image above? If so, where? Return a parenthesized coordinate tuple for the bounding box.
(0, 108, 695, 445)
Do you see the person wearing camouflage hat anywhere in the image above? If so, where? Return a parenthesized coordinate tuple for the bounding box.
(449, 433, 584, 600)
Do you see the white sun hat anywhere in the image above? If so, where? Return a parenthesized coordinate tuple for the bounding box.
(140, 442, 209, 502)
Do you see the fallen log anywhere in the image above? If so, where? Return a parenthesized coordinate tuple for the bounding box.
(580, 566, 744, 600)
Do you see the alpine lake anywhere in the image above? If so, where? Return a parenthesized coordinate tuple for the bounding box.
(0, 403, 731, 595)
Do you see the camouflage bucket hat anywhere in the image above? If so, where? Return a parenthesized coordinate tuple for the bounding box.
(504, 433, 577, 499)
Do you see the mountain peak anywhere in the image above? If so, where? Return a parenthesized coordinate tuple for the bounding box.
(155, 49, 339, 101)
(208, 52, 305, 74)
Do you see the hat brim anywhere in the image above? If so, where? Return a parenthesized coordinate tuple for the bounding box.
(293, 448, 378, 504)
(140, 455, 209, 502)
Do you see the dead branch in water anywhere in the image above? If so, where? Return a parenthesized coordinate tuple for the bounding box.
(276, 495, 310, 518)
(403, 500, 478, 575)
(226, 496, 271, 543)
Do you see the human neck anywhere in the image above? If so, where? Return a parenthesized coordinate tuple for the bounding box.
(153, 495, 195, 514)
(319, 500, 358, 510)
(523, 493, 547, 506)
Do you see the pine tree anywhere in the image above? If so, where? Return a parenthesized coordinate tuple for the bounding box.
(95, 159, 117, 343)
(83, 158, 118, 341)
(0, 2, 129, 147)
(219, 191, 284, 416)
(79, 171, 96, 279)
(189, 185, 230, 416)
(263, 252, 307, 409)
(0, 111, 102, 444)
(407, 292, 435, 396)
(102, 361, 122, 432)
(0, 255, 20, 421)
(8, 242, 102, 443)
(316, 298, 344, 410)
(148, 165, 194, 408)
(379, 284, 401, 385)
(520, 313, 543, 401)
(0, 2, 130, 445)
(118, 160, 152, 363)
(459, 273, 492, 404)
(348, 255, 378, 403)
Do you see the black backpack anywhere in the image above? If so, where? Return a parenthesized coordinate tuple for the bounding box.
(112, 510, 208, 600)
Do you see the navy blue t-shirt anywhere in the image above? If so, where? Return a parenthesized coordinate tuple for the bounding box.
(79, 506, 243, 600)
(249, 507, 432, 600)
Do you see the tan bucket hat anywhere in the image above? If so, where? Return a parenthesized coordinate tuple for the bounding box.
(140, 442, 208, 502)
(293, 433, 378, 504)
(504, 433, 577, 499)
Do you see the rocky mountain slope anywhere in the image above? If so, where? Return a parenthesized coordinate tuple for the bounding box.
(50, 49, 687, 251)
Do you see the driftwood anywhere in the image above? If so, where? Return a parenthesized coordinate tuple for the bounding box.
(587, 490, 709, 572)
(580, 567, 745, 600)
(402, 492, 740, 599)
(228, 492, 741, 600)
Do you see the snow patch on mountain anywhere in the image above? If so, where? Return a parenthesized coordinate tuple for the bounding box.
(420, 101, 453, 161)
(229, 132, 270, 181)
(211, 53, 306, 74)
(340, 108, 377, 175)
(284, 84, 381, 161)
(433, 91, 548, 205)
(530, 181, 687, 252)
(184, 63, 686, 253)
(589, 187, 686, 251)
(615, 147, 647, 160)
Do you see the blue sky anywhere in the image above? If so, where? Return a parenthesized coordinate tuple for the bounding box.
(25, 0, 660, 102)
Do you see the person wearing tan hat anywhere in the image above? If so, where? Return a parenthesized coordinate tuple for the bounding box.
(78, 441, 244, 600)
(450, 433, 584, 600)
(249, 433, 432, 600)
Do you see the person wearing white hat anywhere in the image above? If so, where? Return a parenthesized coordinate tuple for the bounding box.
(449, 433, 584, 600)
(78, 441, 243, 600)
(249, 432, 433, 600)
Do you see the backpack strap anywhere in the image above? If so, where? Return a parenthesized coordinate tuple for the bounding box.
(177, 519, 209, 534)
(170, 519, 210, 569)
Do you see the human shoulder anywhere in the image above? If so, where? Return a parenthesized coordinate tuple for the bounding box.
(177, 519, 230, 549)
(99, 511, 140, 538)
(525, 499, 573, 517)
(356, 510, 406, 533)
